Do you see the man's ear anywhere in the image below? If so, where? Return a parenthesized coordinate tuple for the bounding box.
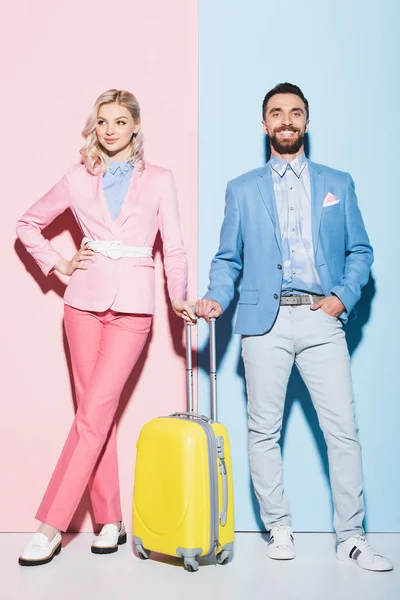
(262, 120, 269, 135)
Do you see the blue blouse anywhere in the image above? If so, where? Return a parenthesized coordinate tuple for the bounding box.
(102, 159, 134, 221)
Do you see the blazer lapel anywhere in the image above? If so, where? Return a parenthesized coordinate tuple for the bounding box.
(115, 167, 146, 228)
(256, 167, 282, 252)
(91, 173, 116, 235)
(309, 162, 325, 258)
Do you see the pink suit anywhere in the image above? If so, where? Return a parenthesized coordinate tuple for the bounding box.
(16, 162, 188, 531)
(17, 162, 188, 312)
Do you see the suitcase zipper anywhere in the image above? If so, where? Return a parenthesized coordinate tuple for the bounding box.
(170, 415, 219, 556)
(196, 420, 219, 556)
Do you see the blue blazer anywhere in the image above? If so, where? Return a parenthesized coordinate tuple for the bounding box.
(203, 160, 374, 335)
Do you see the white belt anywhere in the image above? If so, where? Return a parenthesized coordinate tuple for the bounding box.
(82, 237, 153, 260)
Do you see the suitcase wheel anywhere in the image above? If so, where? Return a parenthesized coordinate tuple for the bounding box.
(183, 557, 199, 572)
(217, 549, 233, 565)
(135, 544, 151, 560)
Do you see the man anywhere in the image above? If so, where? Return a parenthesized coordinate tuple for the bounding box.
(196, 83, 393, 571)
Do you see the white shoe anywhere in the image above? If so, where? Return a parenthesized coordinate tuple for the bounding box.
(337, 535, 394, 571)
(91, 522, 127, 554)
(267, 525, 295, 560)
(19, 532, 62, 566)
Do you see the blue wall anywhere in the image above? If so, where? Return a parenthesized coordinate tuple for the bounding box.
(198, 0, 400, 531)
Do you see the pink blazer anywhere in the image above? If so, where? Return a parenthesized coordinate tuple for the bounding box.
(16, 163, 188, 314)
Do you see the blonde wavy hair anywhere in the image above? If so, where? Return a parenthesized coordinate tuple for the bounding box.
(80, 89, 144, 174)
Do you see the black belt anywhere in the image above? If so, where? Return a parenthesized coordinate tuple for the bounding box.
(280, 294, 324, 306)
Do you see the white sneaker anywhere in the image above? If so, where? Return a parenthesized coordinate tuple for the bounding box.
(19, 532, 62, 566)
(267, 525, 295, 560)
(337, 535, 394, 571)
(91, 522, 127, 554)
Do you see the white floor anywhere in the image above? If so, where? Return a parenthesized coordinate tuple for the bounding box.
(2, 533, 399, 600)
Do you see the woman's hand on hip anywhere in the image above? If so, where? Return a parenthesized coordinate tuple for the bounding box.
(55, 244, 95, 276)
(172, 299, 198, 324)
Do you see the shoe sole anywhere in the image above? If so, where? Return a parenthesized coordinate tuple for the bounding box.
(267, 554, 295, 560)
(18, 542, 62, 567)
(267, 544, 295, 560)
(91, 532, 127, 554)
(337, 554, 393, 572)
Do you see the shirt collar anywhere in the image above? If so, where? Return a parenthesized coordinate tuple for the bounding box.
(270, 153, 307, 179)
(108, 159, 134, 175)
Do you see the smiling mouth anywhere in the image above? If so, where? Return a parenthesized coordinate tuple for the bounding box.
(278, 130, 297, 138)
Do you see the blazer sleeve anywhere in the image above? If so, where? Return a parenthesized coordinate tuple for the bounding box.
(203, 181, 243, 311)
(330, 174, 374, 313)
(157, 170, 188, 301)
(16, 174, 71, 276)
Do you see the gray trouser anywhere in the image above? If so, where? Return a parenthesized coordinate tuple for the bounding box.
(241, 305, 365, 542)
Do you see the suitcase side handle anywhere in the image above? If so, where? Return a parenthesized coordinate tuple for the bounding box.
(217, 435, 228, 526)
(171, 412, 211, 423)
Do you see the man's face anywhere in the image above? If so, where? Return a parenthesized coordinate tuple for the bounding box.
(263, 93, 309, 155)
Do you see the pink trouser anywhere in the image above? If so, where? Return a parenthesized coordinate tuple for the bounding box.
(36, 305, 152, 531)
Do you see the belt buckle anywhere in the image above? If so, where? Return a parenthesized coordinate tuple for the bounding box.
(106, 240, 123, 260)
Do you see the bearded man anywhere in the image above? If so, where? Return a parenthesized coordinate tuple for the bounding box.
(195, 83, 393, 571)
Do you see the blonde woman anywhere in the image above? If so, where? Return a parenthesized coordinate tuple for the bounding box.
(17, 89, 196, 566)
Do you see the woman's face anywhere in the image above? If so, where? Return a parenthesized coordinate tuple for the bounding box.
(96, 102, 140, 159)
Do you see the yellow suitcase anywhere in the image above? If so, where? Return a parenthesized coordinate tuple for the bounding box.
(132, 320, 234, 571)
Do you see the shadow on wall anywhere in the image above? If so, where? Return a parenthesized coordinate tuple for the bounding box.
(14, 210, 81, 299)
(198, 134, 376, 531)
(15, 216, 186, 535)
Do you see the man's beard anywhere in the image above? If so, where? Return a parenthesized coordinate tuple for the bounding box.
(269, 126, 305, 155)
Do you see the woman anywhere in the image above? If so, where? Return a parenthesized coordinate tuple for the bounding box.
(17, 89, 197, 566)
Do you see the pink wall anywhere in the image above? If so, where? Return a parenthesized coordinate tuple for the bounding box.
(1, 0, 198, 532)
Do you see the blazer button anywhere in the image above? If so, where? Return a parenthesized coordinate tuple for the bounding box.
(274, 293, 279, 300)
(277, 264, 282, 270)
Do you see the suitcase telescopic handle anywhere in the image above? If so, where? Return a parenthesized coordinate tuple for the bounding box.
(185, 318, 218, 421)
(185, 322, 194, 413)
(209, 318, 217, 422)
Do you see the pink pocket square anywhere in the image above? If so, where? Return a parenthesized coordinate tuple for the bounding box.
(323, 192, 340, 207)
